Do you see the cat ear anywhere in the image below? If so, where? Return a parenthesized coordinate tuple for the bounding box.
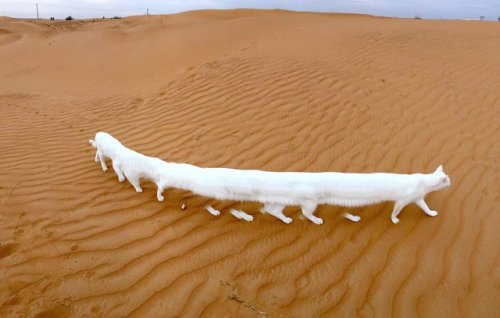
(435, 165, 443, 173)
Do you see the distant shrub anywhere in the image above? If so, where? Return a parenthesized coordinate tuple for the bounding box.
(65, 16, 74, 21)
(112, 16, 122, 19)
(50, 17, 55, 21)
(414, 15, 422, 20)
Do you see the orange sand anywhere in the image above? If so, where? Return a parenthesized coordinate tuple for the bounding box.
(0, 10, 499, 317)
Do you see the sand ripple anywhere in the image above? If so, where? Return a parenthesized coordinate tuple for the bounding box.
(0, 11, 499, 317)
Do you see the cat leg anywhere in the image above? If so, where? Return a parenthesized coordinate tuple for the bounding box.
(98, 150, 108, 171)
(230, 209, 253, 222)
(343, 212, 361, 222)
(391, 201, 408, 224)
(261, 203, 292, 224)
(94, 151, 99, 162)
(125, 173, 142, 193)
(156, 185, 165, 202)
(206, 205, 221, 216)
(414, 198, 438, 217)
(112, 161, 125, 182)
(301, 202, 322, 225)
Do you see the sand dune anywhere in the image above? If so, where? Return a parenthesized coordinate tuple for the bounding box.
(0, 10, 499, 317)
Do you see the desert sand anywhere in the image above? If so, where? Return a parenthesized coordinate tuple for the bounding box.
(0, 10, 499, 317)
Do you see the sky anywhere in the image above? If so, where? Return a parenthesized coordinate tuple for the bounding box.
(1, 0, 499, 21)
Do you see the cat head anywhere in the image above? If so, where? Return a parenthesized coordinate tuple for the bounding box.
(432, 165, 451, 190)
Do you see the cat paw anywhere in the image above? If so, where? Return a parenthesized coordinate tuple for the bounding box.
(350, 215, 361, 222)
(243, 215, 254, 222)
(135, 188, 143, 193)
(206, 206, 221, 216)
(427, 210, 438, 217)
(344, 212, 361, 222)
(102, 167, 108, 172)
(391, 217, 400, 224)
(157, 196, 164, 202)
(309, 216, 323, 225)
(118, 177, 125, 182)
(282, 217, 293, 224)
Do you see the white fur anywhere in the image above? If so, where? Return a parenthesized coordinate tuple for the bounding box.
(89, 132, 126, 181)
(343, 212, 361, 222)
(90, 132, 451, 225)
(90, 132, 169, 201)
(230, 209, 254, 222)
(206, 205, 221, 216)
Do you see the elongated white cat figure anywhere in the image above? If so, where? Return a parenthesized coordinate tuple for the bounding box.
(90, 132, 450, 225)
(173, 164, 450, 224)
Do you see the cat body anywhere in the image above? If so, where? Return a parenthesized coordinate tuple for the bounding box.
(89, 132, 125, 180)
(161, 164, 451, 224)
(90, 132, 451, 225)
(113, 148, 170, 201)
(89, 132, 168, 201)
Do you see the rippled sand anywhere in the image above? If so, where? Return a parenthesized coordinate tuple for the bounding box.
(0, 10, 499, 317)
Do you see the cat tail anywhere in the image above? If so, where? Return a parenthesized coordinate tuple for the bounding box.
(89, 139, 96, 148)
